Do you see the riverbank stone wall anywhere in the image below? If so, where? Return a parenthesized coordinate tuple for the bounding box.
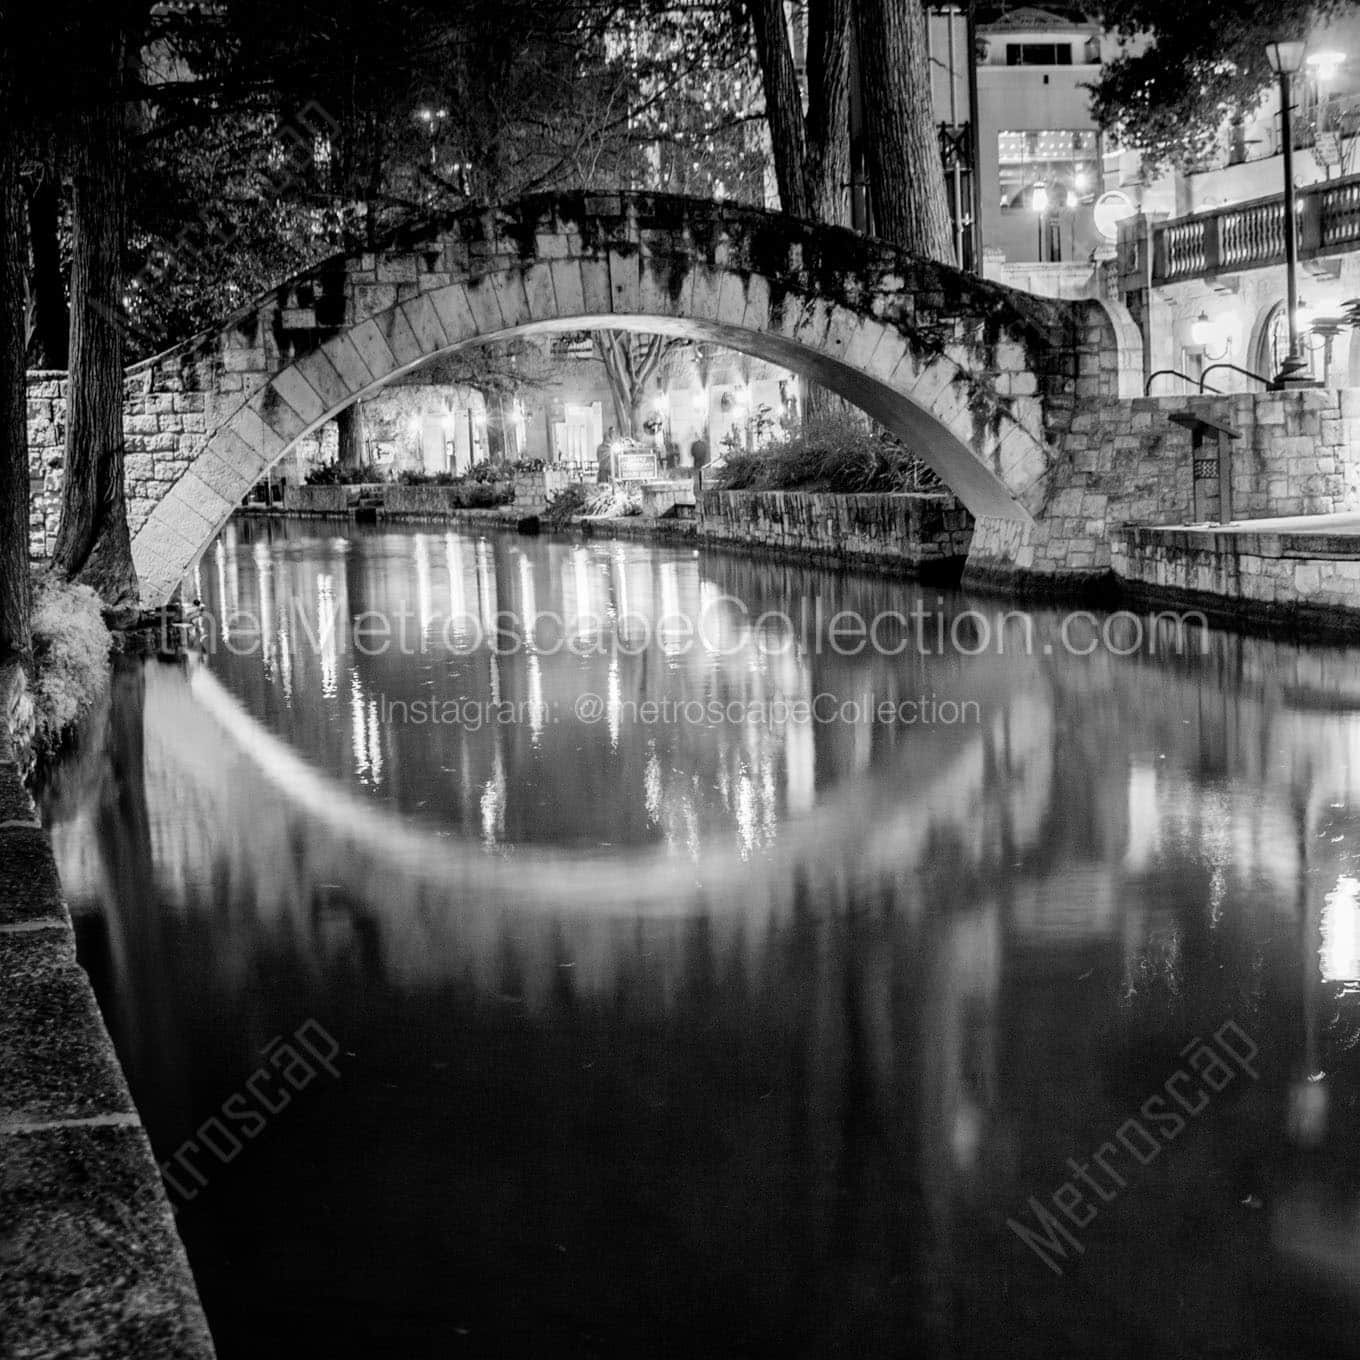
(0, 714, 216, 1357)
(1111, 522, 1360, 634)
(962, 388, 1360, 594)
(699, 489, 973, 573)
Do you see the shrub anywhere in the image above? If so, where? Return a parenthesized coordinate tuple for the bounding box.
(305, 461, 386, 486)
(396, 469, 459, 486)
(457, 480, 512, 507)
(29, 575, 112, 754)
(392, 465, 514, 502)
(715, 413, 940, 495)
(464, 461, 510, 485)
(543, 484, 590, 527)
(584, 485, 642, 517)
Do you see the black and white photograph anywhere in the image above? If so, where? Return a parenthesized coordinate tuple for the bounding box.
(4, 1, 1360, 1356)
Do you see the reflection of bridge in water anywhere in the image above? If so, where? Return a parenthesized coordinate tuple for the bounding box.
(41, 539, 1360, 1357)
(48, 574, 1360, 1001)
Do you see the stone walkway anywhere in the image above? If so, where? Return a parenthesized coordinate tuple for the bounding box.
(1149, 510, 1360, 540)
(0, 724, 215, 1358)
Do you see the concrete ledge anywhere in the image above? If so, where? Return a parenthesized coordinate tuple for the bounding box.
(580, 515, 698, 543)
(0, 775, 215, 1358)
(1113, 573, 1360, 642)
(1111, 522, 1360, 641)
(2, 1125, 216, 1358)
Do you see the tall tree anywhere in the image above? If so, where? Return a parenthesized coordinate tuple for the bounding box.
(0, 12, 31, 670)
(852, 0, 952, 259)
(1090, 0, 1332, 170)
(745, 0, 851, 225)
(50, 4, 142, 618)
(592, 331, 686, 438)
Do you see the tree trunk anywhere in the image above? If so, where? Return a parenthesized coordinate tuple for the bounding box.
(337, 401, 364, 468)
(52, 18, 138, 618)
(24, 170, 68, 370)
(805, 0, 851, 226)
(596, 333, 636, 438)
(744, 0, 811, 218)
(852, 0, 953, 260)
(0, 61, 31, 669)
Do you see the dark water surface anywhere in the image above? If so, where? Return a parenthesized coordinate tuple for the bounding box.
(40, 516, 1360, 1358)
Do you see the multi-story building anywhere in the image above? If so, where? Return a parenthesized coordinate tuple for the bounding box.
(953, 4, 1360, 393)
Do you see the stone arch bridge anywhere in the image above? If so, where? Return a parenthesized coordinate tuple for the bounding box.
(53, 192, 1139, 604)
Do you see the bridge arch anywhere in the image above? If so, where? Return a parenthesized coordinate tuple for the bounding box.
(127, 192, 1117, 603)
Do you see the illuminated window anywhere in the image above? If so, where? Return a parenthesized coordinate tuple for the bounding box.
(1006, 42, 1073, 66)
(998, 129, 1098, 212)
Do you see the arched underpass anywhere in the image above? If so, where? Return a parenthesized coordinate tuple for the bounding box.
(108, 190, 1123, 604)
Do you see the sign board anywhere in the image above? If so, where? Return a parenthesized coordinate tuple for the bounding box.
(613, 450, 658, 482)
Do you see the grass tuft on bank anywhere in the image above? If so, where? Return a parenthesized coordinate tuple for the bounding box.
(30, 574, 112, 755)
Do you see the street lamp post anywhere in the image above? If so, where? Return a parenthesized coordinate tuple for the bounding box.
(1266, 39, 1312, 387)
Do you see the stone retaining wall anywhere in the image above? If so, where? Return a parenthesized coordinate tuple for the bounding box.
(282, 483, 352, 515)
(511, 467, 581, 514)
(699, 490, 973, 573)
(1110, 523, 1360, 633)
(25, 372, 66, 556)
(0, 714, 216, 1357)
(965, 388, 1360, 592)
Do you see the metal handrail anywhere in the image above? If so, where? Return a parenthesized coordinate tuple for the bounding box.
(1145, 369, 1225, 396)
(1199, 362, 1271, 392)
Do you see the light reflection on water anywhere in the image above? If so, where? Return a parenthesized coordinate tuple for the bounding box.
(38, 516, 1360, 1359)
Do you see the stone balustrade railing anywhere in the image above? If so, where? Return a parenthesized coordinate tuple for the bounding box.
(1129, 171, 1360, 285)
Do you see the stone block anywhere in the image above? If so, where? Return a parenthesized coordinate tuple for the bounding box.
(520, 263, 558, 323)
(463, 277, 503, 336)
(269, 367, 326, 426)
(400, 292, 450, 356)
(0, 928, 136, 1123)
(374, 302, 425, 369)
(0, 1124, 216, 1359)
(427, 285, 479, 345)
(607, 247, 641, 315)
(347, 318, 400, 381)
(534, 232, 570, 260)
(322, 333, 377, 394)
(0, 827, 65, 926)
(578, 258, 612, 317)
(549, 260, 586, 320)
(227, 403, 288, 471)
(376, 253, 420, 283)
(687, 267, 725, 327)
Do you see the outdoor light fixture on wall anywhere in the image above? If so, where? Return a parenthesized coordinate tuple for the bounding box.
(1190, 311, 1231, 360)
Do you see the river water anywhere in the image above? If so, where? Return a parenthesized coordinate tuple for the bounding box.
(39, 515, 1360, 1358)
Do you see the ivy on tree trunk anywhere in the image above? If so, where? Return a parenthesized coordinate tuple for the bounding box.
(51, 13, 138, 618)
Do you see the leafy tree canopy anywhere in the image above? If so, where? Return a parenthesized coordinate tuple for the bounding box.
(1087, 0, 1354, 171)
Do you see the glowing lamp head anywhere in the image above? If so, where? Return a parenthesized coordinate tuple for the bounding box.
(1266, 40, 1307, 75)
